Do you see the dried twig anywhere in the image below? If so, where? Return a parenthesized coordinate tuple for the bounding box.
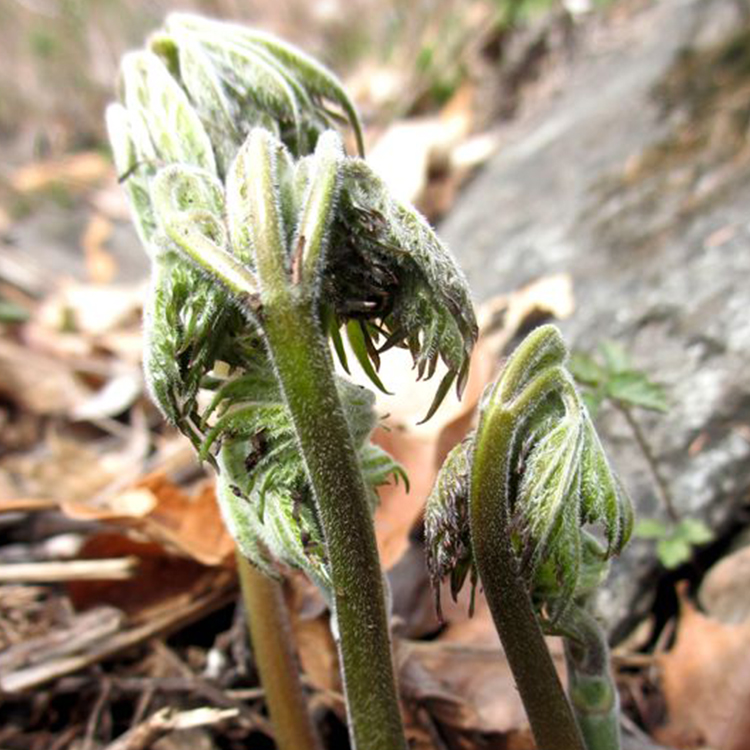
(102, 706, 239, 750)
(1, 577, 235, 693)
(0, 557, 139, 583)
(0, 606, 123, 674)
(149, 640, 269, 731)
(82, 678, 113, 750)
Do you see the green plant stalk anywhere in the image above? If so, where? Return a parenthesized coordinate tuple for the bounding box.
(616, 403, 678, 523)
(470, 406, 586, 750)
(169, 133, 407, 750)
(563, 603, 621, 750)
(236, 551, 322, 750)
(235, 132, 406, 750)
(259, 292, 406, 750)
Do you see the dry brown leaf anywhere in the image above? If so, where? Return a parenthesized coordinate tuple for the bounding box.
(287, 573, 345, 716)
(438, 585, 500, 647)
(286, 573, 339, 674)
(90, 182, 133, 222)
(364, 82, 477, 216)
(61, 469, 235, 568)
(0, 337, 92, 415)
(0, 205, 10, 235)
(82, 213, 117, 284)
(398, 639, 545, 736)
(66, 533, 229, 623)
(293, 612, 342, 696)
(656, 586, 750, 750)
(71, 370, 143, 421)
(398, 589, 566, 738)
(16, 280, 145, 383)
(438, 582, 566, 667)
(368, 118, 449, 206)
(0, 498, 59, 513)
(34, 280, 143, 340)
(1, 422, 149, 506)
(374, 428, 435, 569)
(137, 473, 235, 567)
(699, 545, 750, 625)
(10, 152, 111, 193)
(389, 541, 441, 639)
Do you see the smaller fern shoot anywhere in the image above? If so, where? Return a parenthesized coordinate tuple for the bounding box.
(426, 325, 633, 750)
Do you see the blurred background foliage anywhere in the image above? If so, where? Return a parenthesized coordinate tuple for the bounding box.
(0, 0, 592, 162)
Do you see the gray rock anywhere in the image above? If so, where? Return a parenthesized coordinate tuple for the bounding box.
(440, 0, 750, 640)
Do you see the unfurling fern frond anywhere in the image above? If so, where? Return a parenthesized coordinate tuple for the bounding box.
(425, 325, 632, 628)
(212, 367, 404, 594)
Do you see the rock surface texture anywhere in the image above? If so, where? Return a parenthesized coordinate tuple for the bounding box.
(441, 0, 750, 640)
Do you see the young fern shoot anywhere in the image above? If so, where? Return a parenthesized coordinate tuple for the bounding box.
(426, 325, 633, 750)
(107, 15, 372, 750)
(108, 14, 477, 750)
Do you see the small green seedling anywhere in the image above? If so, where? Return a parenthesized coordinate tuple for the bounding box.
(569, 339, 668, 416)
(634, 516, 713, 569)
(426, 326, 633, 750)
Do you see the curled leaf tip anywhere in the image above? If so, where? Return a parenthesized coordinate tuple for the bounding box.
(482, 325, 634, 623)
(424, 437, 475, 620)
(324, 159, 477, 418)
(427, 325, 634, 623)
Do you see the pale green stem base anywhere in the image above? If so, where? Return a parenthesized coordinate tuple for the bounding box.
(563, 604, 622, 750)
(237, 552, 322, 750)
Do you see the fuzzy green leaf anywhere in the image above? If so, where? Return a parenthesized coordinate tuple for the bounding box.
(144, 249, 240, 444)
(347, 320, 392, 394)
(518, 416, 584, 572)
(579, 418, 633, 555)
(633, 517, 669, 539)
(568, 352, 605, 387)
(599, 340, 630, 374)
(496, 324, 568, 407)
(324, 158, 477, 416)
(150, 164, 260, 301)
(160, 13, 364, 160)
(120, 50, 216, 173)
(606, 371, 669, 412)
(209, 366, 403, 593)
(297, 131, 343, 290)
(437, 325, 634, 622)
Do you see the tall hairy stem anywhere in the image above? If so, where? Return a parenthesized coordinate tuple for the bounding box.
(241, 132, 406, 750)
(470, 407, 586, 750)
(259, 292, 406, 750)
(236, 552, 322, 750)
(157, 128, 410, 750)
